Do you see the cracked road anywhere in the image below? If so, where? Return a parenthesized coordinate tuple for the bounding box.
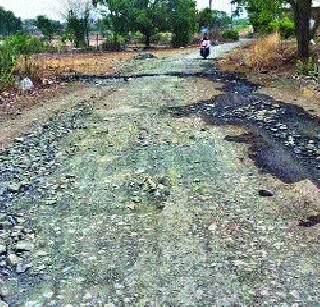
(0, 43, 319, 305)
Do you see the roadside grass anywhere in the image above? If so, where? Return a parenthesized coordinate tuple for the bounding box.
(218, 33, 297, 73)
(19, 52, 138, 79)
(218, 33, 320, 115)
(20, 48, 196, 80)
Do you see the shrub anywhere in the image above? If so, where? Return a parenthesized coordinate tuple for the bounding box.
(152, 32, 172, 45)
(130, 31, 144, 43)
(219, 33, 296, 72)
(279, 18, 295, 39)
(0, 33, 45, 90)
(267, 17, 295, 39)
(222, 29, 240, 41)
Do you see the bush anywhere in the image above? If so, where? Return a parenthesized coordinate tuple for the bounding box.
(222, 29, 240, 41)
(0, 33, 45, 90)
(279, 18, 295, 39)
(130, 31, 144, 43)
(268, 17, 295, 39)
(152, 32, 172, 45)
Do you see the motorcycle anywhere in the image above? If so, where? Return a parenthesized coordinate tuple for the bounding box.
(199, 41, 210, 59)
(200, 46, 210, 59)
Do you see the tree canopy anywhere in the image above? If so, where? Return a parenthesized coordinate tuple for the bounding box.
(35, 16, 62, 41)
(93, 0, 197, 47)
(0, 6, 22, 37)
(198, 8, 232, 30)
(232, 0, 319, 59)
(64, 0, 93, 48)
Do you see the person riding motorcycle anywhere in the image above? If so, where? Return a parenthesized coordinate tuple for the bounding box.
(200, 33, 211, 59)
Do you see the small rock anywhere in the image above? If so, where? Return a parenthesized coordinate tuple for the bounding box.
(7, 253, 18, 266)
(0, 245, 6, 254)
(17, 77, 34, 91)
(35, 250, 49, 257)
(7, 183, 21, 193)
(43, 291, 54, 299)
(24, 300, 40, 307)
(127, 203, 135, 210)
(0, 286, 9, 298)
(45, 199, 57, 205)
(208, 223, 217, 232)
(258, 189, 274, 197)
(131, 196, 141, 203)
(15, 241, 34, 251)
(16, 262, 27, 273)
(0, 300, 8, 307)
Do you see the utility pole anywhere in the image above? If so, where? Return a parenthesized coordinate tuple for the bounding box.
(209, 0, 212, 9)
(230, 2, 234, 29)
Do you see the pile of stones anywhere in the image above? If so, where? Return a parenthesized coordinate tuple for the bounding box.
(0, 212, 34, 276)
(127, 175, 171, 209)
(134, 53, 157, 61)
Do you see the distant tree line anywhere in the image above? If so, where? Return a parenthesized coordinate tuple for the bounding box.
(35, 16, 63, 42)
(92, 0, 197, 48)
(198, 8, 232, 30)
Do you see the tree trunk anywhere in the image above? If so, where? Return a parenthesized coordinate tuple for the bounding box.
(145, 34, 150, 48)
(293, 0, 312, 60)
(86, 27, 90, 47)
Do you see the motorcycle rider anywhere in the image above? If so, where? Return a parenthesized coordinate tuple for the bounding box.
(200, 33, 211, 59)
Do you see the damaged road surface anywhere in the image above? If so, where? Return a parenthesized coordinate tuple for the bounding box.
(0, 43, 319, 305)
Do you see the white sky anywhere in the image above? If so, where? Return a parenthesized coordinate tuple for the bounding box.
(0, 0, 232, 20)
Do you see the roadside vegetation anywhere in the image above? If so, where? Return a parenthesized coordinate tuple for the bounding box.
(0, 0, 201, 92)
(232, 0, 320, 62)
(218, 0, 319, 115)
(0, 34, 45, 90)
(219, 33, 296, 72)
(221, 0, 320, 77)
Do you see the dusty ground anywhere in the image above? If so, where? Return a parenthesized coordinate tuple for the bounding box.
(26, 48, 198, 79)
(0, 48, 197, 126)
(0, 43, 318, 305)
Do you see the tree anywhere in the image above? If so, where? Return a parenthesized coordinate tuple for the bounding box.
(288, 0, 317, 60)
(168, 0, 197, 47)
(211, 10, 232, 29)
(232, 0, 319, 59)
(93, 0, 168, 47)
(93, 0, 133, 46)
(93, 0, 197, 48)
(0, 7, 22, 37)
(35, 16, 62, 41)
(0, 33, 44, 89)
(198, 9, 231, 30)
(233, 0, 282, 33)
(198, 8, 214, 30)
(63, 0, 93, 48)
(131, 0, 169, 47)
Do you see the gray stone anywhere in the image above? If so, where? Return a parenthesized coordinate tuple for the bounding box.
(17, 77, 34, 91)
(258, 189, 274, 197)
(16, 262, 27, 273)
(7, 183, 21, 193)
(15, 241, 34, 251)
(7, 253, 18, 266)
(0, 245, 6, 254)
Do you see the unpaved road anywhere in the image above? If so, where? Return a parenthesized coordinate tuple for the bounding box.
(0, 43, 319, 305)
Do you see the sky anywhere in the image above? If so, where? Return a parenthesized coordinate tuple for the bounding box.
(0, 0, 232, 21)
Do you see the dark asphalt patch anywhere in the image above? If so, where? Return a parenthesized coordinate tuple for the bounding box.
(166, 71, 319, 187)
